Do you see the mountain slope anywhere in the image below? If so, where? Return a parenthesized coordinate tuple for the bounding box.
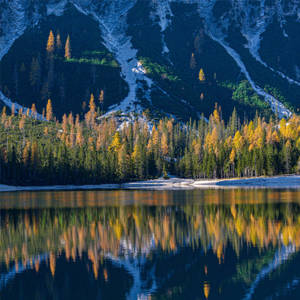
(0, 0, 299, 120)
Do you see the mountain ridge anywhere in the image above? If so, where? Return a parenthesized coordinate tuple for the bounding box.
(0, 0, 299, 120)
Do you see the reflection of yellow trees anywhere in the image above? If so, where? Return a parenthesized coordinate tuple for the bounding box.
(50, 252, 56, 276)
(1, 189, 300, 210)
(1, 203, 300, 277)
(204, 282, 210, 299)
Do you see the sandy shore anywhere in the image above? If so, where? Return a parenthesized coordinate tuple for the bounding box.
(0, 175, 299, 192)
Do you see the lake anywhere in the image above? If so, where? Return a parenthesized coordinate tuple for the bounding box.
(0, 188, 299, 299)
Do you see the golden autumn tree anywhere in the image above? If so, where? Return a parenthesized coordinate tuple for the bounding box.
(109, 132, 122, 152)
(199, 68, 206, 82)
(31, 103, 37, 118)
(46, 30, 55, 54)
(65, 35, 72, 60)
(161, 132, 168, 156)
(46, 99, 53, 121)
(89, 93, 96, 114)
(233, 131, 244, 153)
(62, 114, 68, 133)
(85, 94, 97, 128)
(11, 103, 15, 115)
(76, 124, 84, 146)
(19, 115, 26, 131)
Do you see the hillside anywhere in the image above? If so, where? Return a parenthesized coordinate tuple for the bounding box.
(0, 0, 300, 120)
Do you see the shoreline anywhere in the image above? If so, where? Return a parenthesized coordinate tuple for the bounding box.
(0, 175, 299, 192)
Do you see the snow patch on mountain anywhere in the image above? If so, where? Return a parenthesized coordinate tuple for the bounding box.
(47, 0, 68, 16)
(70, 0, 153, 114)
(151, 0, 173, 54)
(192, 0, 293, 118)
(239, 0, 300, 87)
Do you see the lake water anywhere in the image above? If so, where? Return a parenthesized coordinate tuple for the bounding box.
(0, 188, 300, 299)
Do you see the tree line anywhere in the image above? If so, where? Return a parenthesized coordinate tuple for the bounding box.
(0, 99, 299, 185)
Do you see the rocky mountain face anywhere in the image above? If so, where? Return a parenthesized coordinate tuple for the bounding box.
(0, 0, 300, 120)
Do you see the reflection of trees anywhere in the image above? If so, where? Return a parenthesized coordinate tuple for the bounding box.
(0, 203, 300, 273)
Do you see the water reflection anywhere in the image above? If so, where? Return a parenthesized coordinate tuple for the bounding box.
(0, 189, 299, 299)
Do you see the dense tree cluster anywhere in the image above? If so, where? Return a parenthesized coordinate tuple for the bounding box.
(0, 102, 299, 185)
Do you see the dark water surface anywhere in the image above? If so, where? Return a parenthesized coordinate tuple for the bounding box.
(0, 189, 300, 300)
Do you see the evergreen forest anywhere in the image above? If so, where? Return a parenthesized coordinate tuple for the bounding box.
(0, 97, 299, 186)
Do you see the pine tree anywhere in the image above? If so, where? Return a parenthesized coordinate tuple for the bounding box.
(229, 108, 238, 136)
(22, 142, 30, 167)
(118, 144, 128, 181)
(56, 32, 62, 50)
(190, 53, 196, 70)
(29, 58, 41, 88)
(99, 90, 104, 108)
(65, 35, 72, 60)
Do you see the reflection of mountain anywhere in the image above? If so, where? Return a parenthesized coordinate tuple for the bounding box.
(0, 201, 300, 299)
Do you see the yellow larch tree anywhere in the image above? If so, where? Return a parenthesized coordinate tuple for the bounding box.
(109, 132, 122, 152)
(46, 99, 53, 121)
(65, 35, 71, 60)
(161, 132, 168, 156)
(233, 131, 244, 153)
(31, 103, 37, 118)
(76, 124, 84, 147)
(46, 30, 55, 54)
(199, 68, 206, 82)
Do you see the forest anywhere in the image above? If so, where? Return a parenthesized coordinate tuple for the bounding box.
(0, 94, 299, 186)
